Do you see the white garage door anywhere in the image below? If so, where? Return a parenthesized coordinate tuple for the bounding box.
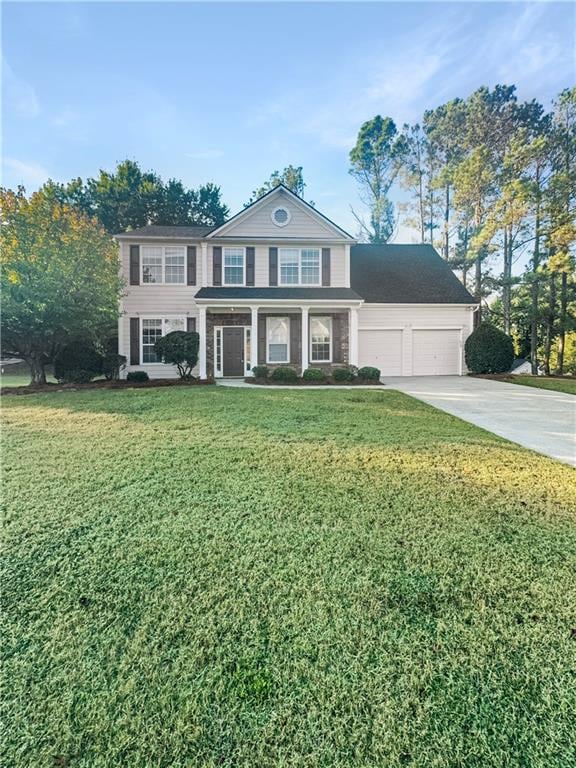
(412, 329, 461, 375)
(358, 329, 403, 376)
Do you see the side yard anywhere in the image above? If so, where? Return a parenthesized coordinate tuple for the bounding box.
(477, 374, 576, 396)
(2, 387, 575, 767)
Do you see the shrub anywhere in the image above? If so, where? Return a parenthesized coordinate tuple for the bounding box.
(332, 366, 356, 382)
(102, 352, 127, 381)
(302, 367, 327, 382)
(252, 365, 269, 379)
(358, 366, 381, 381)
(270, 366, 298, 382)
(54, 341, 102, 383)
(154, 331, 199, 379)
(127, 371, 149, 382)
(465, 322, 514, 374)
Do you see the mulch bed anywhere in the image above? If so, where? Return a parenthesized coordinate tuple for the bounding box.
(1, 378, 215, 396)
(246, 378, 382, 386)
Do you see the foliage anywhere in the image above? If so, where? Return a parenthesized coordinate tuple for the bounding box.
(154, 331, 200, 379)
(126, 371, 149, 382)
(357, 366, 381, 380)
(332, 366, 357, 382)
(507, 375, 576, 396)
(349, 116, 407, 243)
(3, 387, 575, 767)
(465, 322, 515, 374)
(0, 186, 122, 384)
(54, 341, 103, 384)
(252, 365, 269, 379)
(270, 366, 298, 382)
(247, 166, 309, 206)
(102, 353, 127, 381)
(302, 367, 327, 382)
(42, 159, 229, 233)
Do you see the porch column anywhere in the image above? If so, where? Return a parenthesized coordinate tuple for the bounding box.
(198, 305, 207, 379)
(301, 306, 309, 372)
(349, 307, 359, 367)
(250, 306, 259, 373)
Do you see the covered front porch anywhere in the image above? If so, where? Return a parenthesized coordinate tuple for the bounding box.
(195, 302, 361, 378)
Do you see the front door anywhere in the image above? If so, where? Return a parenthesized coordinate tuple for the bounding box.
(222, 327, 245, 376)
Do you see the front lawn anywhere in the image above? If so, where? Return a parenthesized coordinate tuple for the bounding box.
(507, 375, 576, 395)
(2, 388, 575, 767)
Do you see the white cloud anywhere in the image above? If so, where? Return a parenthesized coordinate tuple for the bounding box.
(3, 59, 40, 119)
(185, 149, 224, 160)
(3, 158, 52, 189)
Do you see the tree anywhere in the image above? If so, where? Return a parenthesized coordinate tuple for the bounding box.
(349, 116, 407, 243)
(464, 322, 514, 374)
(154, 331, 200, 379)
(42, 160, 229, 233)
(246, 166, 308, 205)
(0, 187, 122, 384)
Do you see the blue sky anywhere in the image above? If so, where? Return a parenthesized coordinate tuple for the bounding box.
(3, 1, 574, 239)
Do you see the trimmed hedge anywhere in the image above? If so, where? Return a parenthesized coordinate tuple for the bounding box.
(270, 366, 298, 382)
(54, 342, 102, 384)
(302, 367, 327, 382)
(358, 366, 381, 381)
(154, 331, 199, 379)
(252, 366, 269, 379)
(332, 366, 356, 382)
(127, 371, 149, 382)
(465, 322, 514, 374)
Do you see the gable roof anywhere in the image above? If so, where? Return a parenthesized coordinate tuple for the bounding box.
(114, 224, 212, 239)
(206, 184, 355, 240)
(351, 244, 477, 304)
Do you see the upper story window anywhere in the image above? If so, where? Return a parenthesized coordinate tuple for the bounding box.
(279, 248, 320, 286)
(142, 246, 185, 284)
(223, 247, 245, 285)
(271, 206, 291, 227)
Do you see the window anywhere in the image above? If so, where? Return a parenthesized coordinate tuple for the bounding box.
(278, 248, 320, 285)
(223, 247, 245, 285)
(141, 317, 186, 364)
(267, 317, 290, 363)
(310, 316, 332, 363)
(141, 246, 186, 284)
(272, 206, 291, 227)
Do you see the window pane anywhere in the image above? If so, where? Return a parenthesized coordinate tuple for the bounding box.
(165, 247, 185, 284)
(279, 249, 299, 285)
(301, 249, 320, 284)
(267, 317, 289, 362)
(310, 317, 331, 362)
(224, 248, 244, 285)
(142, 247, 163, 284)
(142, 319, 163, 363)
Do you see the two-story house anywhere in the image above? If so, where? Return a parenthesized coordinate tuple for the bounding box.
(115, 184, 477, 379)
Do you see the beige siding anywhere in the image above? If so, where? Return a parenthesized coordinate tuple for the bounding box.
(215, 189, 341, 239)
(358, 304, 474, 376)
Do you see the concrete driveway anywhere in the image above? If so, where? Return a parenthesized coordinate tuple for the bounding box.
(384, 376, 575, 467)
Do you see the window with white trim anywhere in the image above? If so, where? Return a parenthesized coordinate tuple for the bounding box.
(310, 316, 332, 363)
(141, 317, 186, 363)
(141, 246, 186, 284)
(223, 247, 245, 285)
(278, 248, 320, 285)
(267, 317, 290, 363)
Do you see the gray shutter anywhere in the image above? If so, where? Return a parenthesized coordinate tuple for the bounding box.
(246, 247, 255, 286)
(269, 247, 278, 286)
(322, 248, 331, 286)
(290, 315, 301, 368)
(258, 316, 267, 364)
(213, 247, 222, 285)
(130, 245, 140, 285)
(187, 317, 196, 333)
(130, 318, 140, 365)
(187, 246, 197, 286)
(332, 315, 342, 363)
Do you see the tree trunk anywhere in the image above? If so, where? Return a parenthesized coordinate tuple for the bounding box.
(27, 354, 47, 385)
(503, 227, 511, 335)
(419, 172, 425, 243)
(444, 183, 450, 260)
(530, 173, 541, 375)
(543, 273, 557, 376)
(474, 247, 483, 318)
(557, 271, 567, 375)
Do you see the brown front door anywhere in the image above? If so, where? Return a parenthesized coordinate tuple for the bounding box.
(222, 327, 245, 376)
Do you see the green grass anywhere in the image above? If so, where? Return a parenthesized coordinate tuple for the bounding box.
(2, 387, 575, 768)
(506, 375, 576, 395)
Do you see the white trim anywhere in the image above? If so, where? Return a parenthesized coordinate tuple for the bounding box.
(271, 206, 291, 227)
(222, 246, 246, 287)
(213, 325, 251, 377)
(411, 325, 465, 330)
(250, 306, 259, 374)
(309, 316, 332, 364)
(198, 306, 207, 379)
(266, 316, 290, 364)
(201, 242, 208, 288)
(349, 307, 358, 367)
(278, 247, 321, 286)
(359, 325, 405, 331)
(301, 307, 309, 372)
(140, 245, 187, 286)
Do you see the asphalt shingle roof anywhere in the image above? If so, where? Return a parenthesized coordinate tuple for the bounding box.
(195, 287, 362, 301)
(350, 244, 476, 304)
(115, 224, 213, 238)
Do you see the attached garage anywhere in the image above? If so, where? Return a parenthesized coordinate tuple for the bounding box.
(358, 329, 403, 376)
(412, 329, 462, 376)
